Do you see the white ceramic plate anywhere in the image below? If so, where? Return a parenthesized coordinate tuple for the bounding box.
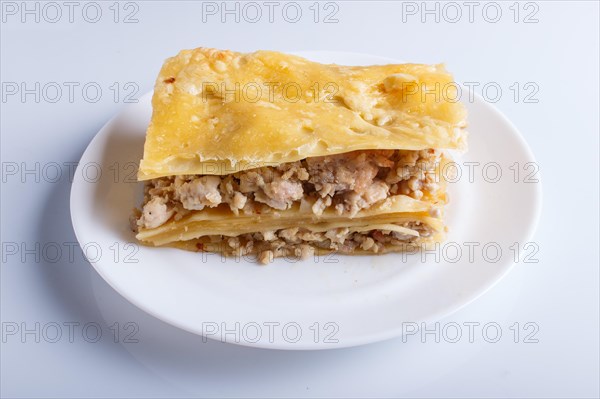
(70, 52, 542, 350)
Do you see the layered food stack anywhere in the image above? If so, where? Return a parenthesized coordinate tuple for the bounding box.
(133, 48, 467, 263)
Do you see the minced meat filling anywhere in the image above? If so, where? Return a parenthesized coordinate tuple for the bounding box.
(137, 149, 442, 230)
(195, 222, 434, 264)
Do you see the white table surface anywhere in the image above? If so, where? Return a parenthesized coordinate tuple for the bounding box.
(1, 1, 598, 397)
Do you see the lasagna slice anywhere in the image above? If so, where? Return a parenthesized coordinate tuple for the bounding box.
(134, 48, 467, 264)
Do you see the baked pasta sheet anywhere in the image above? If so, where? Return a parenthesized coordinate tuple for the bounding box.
(133, 48, 467, 263)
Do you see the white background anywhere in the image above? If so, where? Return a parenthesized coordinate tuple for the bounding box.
(1, 1, 599, 397)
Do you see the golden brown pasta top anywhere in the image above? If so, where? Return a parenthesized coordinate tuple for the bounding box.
(138, 48, 467, 180)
